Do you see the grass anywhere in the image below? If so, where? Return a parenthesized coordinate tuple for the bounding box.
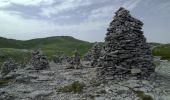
(0, 36, 93, 63)
(0, 79, 13, 88)
(135, 90, 153, 100)
(152, 44, 170, 60)
(0, 48, 32, 68)
(57, 81, 85, 93)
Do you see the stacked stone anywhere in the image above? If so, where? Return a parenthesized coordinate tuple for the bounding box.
(32, 49, 49, 70)
(20, 57, 29, 68)
(1, 58, 17, 76)
(91, 42, 101, 67)
(53, 55, 62, 64)
(83, 51, 92, 61)
(67, 50, 82, 69)
(98, 7, 155, 80)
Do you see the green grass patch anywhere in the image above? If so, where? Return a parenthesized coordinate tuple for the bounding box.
(0, 79, 13, 88)
(152, 44, 170, 60)
(0, 48, 32, 69)
(0, 36, 94, 62)
(135, 90, 153, 100)
(57, 81, 85, 93)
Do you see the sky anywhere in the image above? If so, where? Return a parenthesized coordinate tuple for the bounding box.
(0, 0, 170, 43)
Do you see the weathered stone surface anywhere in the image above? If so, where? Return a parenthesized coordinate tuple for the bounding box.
(0, 91, 16, 100)
(98, 7, 155, 80)
(28, 90, 52, 99)
(32, 49, 49, 70)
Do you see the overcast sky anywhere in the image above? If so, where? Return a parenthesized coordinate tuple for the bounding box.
(0, 0, 169, 43)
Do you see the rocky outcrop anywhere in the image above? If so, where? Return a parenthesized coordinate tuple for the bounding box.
(98, 7, 155, 80)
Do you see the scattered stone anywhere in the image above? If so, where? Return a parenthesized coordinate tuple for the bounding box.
(0, 91, 16, 100)
(98, 7, 155, 80)
(32, 49, 49, 70)
(28, 90, 52, 99)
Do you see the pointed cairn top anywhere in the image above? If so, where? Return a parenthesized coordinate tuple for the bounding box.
(115, 7, 130, 17)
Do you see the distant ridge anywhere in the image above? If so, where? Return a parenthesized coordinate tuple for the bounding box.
(0, 36, 93, 56)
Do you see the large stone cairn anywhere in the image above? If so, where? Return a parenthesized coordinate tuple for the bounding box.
(98, 7, 155, 80)
(1, 58, 17, 76)
(32, 49, 49, 70)
(91, 42, 101, 67)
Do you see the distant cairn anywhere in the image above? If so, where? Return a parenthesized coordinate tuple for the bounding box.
(97, 7, 155, 80)
(67, 50, 82, 69)
(83, 51, 92, 61)
(32, 49, 49, 70)
(91, 42, 101, 67)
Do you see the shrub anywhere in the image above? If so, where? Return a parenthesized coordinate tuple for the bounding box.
(57, 81, 85, 93)
(135, 90, 153, 100)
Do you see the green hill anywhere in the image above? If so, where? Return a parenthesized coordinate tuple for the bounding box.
(0, 36, 93, 63)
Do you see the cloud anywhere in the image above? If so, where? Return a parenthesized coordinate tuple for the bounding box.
(39, 0, 92, 17)
(122, 0, 141, 10)
(2, 0, 167, 43)
(0, 0, 11, 8)
(0, 8, 106, 41)
(0, 0, 55, 8)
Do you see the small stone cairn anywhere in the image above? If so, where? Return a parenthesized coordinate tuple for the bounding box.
(98, 7, 155, 80)
(53, 51, 63, 64)
(1, 58, 17, 76)
(83, 51, 92, 61)
(67, 50, 82, 69)
(91, 42, 101, 67)
(32, 49, 49, 70)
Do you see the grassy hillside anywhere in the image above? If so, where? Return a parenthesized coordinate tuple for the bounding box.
(152, 44, 170, 60)
(0, 37, 24, 48)
(0, 36, 93, 64)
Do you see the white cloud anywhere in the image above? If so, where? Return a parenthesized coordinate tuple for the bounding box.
(0, 9, 105, 41)
(40, 0, 92, 17)
(87, 6, 118, 21)
(122, 0, 141, 10)
(0, 0, 11, 8)
(0, 0, 154, 42)
(0, 0, 55, 7)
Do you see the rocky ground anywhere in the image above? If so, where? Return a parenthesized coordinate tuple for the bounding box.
(0, 60, 170, 100)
